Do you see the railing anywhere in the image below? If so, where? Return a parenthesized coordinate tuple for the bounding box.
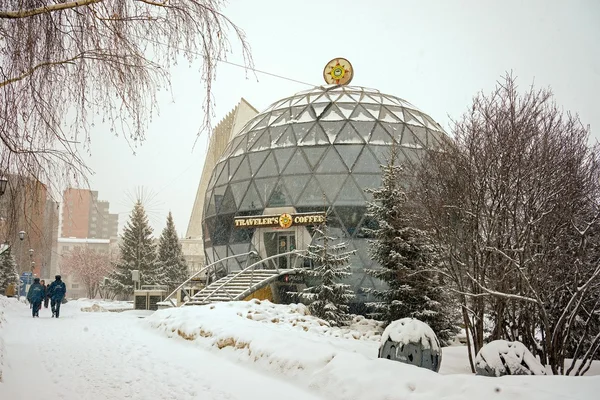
(184, 249, 307, 305)
(162, 251, 258, 307)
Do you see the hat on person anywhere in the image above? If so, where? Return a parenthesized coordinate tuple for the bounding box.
(34, 277, 40, 283)
(55, 275, 61, 280)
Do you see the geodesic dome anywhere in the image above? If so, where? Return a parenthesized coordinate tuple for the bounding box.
(202, 85, 448, 308)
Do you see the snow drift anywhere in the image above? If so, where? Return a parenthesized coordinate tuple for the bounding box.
(147, 300, 599, 400)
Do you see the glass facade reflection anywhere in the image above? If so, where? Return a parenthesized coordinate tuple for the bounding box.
(202, 85, 448, 308)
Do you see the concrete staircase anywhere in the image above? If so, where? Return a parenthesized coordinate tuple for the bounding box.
(185, 269, 291, 305)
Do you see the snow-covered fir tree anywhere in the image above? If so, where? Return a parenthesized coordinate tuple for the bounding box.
(155, 212, 188, 291)
(300, 222, 356, 326)
(365, 150, 457, 343)
(0, 246, 18, 291)
(106, 201, 157, 297)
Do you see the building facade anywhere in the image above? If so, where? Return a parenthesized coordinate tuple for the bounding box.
(196, 85, 448, 309)
(185, 99, 259, 275)
(61, 188, 118, 240)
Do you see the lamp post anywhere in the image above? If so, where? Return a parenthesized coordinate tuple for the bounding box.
(17, 231, 25, 300)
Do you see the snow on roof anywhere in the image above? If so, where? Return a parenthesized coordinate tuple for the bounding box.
(58, 237, 111, 244)
(380, 318, 441, 351)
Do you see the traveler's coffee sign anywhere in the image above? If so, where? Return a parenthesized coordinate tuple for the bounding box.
(234, 212, 326, 229)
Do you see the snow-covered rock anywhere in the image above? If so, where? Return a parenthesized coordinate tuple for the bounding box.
(475, 340, 547, 376)
(379, 318, 442, 372)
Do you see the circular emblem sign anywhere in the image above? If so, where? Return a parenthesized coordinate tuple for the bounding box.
(323, 58, 353, 85)
(279, 213, 293, 229)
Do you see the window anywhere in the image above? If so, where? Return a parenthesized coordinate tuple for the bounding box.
(62, 246, 70, 251)
(71, 284, 79, 289)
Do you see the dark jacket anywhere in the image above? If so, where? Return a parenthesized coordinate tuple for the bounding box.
(48, 279, 67, 300)
(27, 283, 45, 303)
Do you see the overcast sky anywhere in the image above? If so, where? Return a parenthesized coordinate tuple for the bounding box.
(79, 0, 600, 237)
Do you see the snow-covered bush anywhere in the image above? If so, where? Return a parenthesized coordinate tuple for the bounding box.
(378, 318, 442, 372)
(475, 340, 546, 377)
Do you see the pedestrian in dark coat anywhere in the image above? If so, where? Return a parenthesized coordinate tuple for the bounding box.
(27, 278, 44, 318)
(48, 275, 67, 318)
(41, 279, 50, 308)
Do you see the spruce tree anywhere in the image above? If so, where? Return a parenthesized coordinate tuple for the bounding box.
(106, 201, 157, 297)
(156, 212, 188, 292)
(0, 246, 18, 292)
(365, 150, 456, 343)
(300, 222, 356, 326)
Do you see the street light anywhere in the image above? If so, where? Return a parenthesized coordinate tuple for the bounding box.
(0, 176, 7, 196)
(17, 231, 25, 300)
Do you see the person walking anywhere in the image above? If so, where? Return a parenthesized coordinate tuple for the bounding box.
(48, 275, 67, 318)
(41, 279, 50, 309)
(26, 278, 45, 318)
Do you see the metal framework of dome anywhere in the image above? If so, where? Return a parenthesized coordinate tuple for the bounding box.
(202, 85, 448, 309)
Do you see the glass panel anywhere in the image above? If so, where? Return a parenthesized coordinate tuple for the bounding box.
(282, 149, 311, 175)
(335, 206, 365, 237)
(203, 217, 216, 242)
(316, 147, 348, 173)
(271, 108, 292, 127)
(299, 123, 329, 146)
(248, 114, 270, 131)
(249, 129, 272, 152)
(350, 121, 375, 142)
(222, 136, 241, 158)
(297, 177, 326, 206)
(335, 145, 363, 171)
(213, 214, 234, 245)
(334, 122, 365, 144)
(369, 145, 394, 165)
(337, 103, 354, 119)
(228, 156, 244, 181)
(204, 192, 216, 217)
(254, 177, 279, 205)
(353, 147, 381, 173)
(270, 125, 287, 143)
(293, 123, 315, 143)
(369, 122, 394, 145)
(381, 122, 402, 142)
(268, 109, 286, 125)
(316, 174, 347, 203)
(232, 156, 251, 182)
(247, 128, 266, 149)
(302, 146, 327, 169)
(312, 102, 332, 120)
(273, 147, 295, 172)
(401, 126, 420, 148)
(388, 106, 405, 122)
(408, 110, 426, 126)
(274, 126, 297, 147)
(349, 105, 375, 121)
(337, 93, 357, 104)
(335, 177, 366, 205)
(268, 182, 290, 207)
(254, 153, 279, 178)
(403, 109, 424, 127)
(247, 151, 269, 176)
(353, 174, 381, 201)
(282, 175, 311, 204)
(212, 185, 226, 212)
(230, 226, 255, 244)
(219, 186, 237, 214)
(322, 121, 343, 144)
(382, 95, 401, 106)
(379, 105, 401, 123)
(229, 180, 250, 208)
(292, 95, 309, 106)
(239, 182, 263, 211)
(215, 162, 229, 186)
(319, 104, 346, 121)
(362, 103, 380, 119)
(408, 126, 428, 148)
(295, 107, 315, 123)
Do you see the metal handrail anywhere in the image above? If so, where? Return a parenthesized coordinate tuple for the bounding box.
(163, 251, 257, 307)
(185, 249, 307, 305)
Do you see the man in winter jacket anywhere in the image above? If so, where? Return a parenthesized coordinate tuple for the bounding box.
(48, 275, 67, 318)
(26, 278, 45, 318)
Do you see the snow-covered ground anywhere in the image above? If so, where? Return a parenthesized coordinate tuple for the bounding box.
(1, 297, 599, 399)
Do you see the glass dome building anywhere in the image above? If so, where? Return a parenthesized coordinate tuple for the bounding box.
(202, 85, 448, 307)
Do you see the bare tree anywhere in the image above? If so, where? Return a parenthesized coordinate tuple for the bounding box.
(0, 0, 253, 193)
(414, 74, 600, 374)
(60, 246, 115, 299)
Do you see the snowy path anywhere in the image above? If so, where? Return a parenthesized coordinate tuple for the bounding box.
(0, 301, 324, 400)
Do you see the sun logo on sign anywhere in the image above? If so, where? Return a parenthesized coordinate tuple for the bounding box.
(323, 58, 353, 85)
(279, 213, 293, 229)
